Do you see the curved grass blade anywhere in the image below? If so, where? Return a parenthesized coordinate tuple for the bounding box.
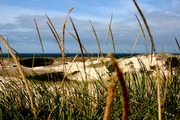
(108, 53, 129, 120)
(174, 35, 180, 51)
(133, 0, 156, 55)
(89, 20, 102, 57)
(46, 14, 62, 53)
(34, 18, 44, 53)
(131, 30, 142, 55)
(135, 14, 148, 53)
(106, 14, 113, 45)
(0, 35, 37, 119)
(69, 17, 86, 78)
(62, 6, 76, 64)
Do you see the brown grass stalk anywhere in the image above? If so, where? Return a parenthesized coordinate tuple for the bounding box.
(133, 0, 156, 54)
(69, 17, 86, 77)
(109, 53, 129, 120)
(103, 79, 116, 120)
(135, 14, 148, 53)
(106, 14, 116, 54)
(89, 20, 102, 57)
(67, 30, 105, 80)
(46, 14, 62, 53)
(131, 30, 142, 54)
(174, 35, 180, 51)
(62, 6, 75, 64)
(106, 14, 113, 45)
(0, 35, 37, 119)
(34, 18, 44, 53)
(156, 62, 162, 120)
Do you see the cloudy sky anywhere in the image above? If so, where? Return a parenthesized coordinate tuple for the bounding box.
(0, 0, 180, 53)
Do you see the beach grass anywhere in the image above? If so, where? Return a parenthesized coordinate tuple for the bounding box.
(0, 1, 180, 120)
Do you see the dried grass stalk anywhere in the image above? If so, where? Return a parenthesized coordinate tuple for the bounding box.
(103, 79, 116, 120)
(34, 18, 44, 53)
(135, 14, 148, 53)
(69, 17, 86, 76)
(46, 14, 62, 53)
(89, 20, 102, 57)
(174, 36, 180, 51)
(106, 14, 113, 45)
(62, 6, 75, 64)
(109, 53, 129, 120)
(0, 35, 37, 119)
(133, 0, 156, 54)
(131, 30, 142, 54)
(156, 62, 162, 120)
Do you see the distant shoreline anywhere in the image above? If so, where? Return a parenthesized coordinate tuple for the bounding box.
(1, 53, 179, 58)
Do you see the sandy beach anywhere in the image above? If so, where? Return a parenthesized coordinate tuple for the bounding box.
(0, 53, 179, 82)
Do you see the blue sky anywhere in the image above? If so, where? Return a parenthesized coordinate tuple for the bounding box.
(0, 0, 180, 53)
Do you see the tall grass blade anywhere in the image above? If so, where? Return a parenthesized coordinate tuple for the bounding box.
(47, 22, 62, 52)
(174, 36, 180, 51)
(106, 14, 115, 54)
(106, 14, 113, 45)
(69, 17, 86, 77)
(67, 30, 89, 57)
(62, 6, 75, 64)
(46, 14, 62, 53)
(131, 30, 142, 55)
(34, 18, 44, 53)
(156, 63, 162, 120)
(89, 20, 102, 57)
(108, 53, 129, 120)
(109, 25, 116, 54)
(67, 30, 106, 80)
(135, 14, 148, 53)
(133, 0, 156, 54)
(0, 35, 37, 119)
(103, 79, 116, 120)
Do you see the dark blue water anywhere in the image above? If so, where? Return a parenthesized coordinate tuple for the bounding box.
(1, 53, 179, 58)
(0, 53, 140, 58)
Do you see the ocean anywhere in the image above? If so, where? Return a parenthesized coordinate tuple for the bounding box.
(1, 53, 179, 58)
(0, 53, 140, 58)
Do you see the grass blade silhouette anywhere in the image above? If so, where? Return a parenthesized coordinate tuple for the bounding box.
(89, 20, 102, 57)
(34, 18, 44, 53)
(133, 0, 156, 54)
(62, 6, 75, 64)
(0, 35, 37, 119)
(69, 17, 86, 78)
(108, 53, 129, 120)
(135, 14, 148, 53)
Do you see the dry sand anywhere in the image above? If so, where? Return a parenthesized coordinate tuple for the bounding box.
(0, 53, 179, 82)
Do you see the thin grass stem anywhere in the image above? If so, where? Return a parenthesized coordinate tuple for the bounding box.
(131, 30, 142, 55)
(135, 14, 148, 53)
(62, 6, 75, 64)
(156, 62, 162, 120)
(34, 18, 44, 53)
(103, 79, 116, 120)
(0, 35, 37, 119)
(108, 53, 128, 120)
(89, 20, 102, 57)
(69, 17, 86, 79)
(133, 0, 156, 54)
